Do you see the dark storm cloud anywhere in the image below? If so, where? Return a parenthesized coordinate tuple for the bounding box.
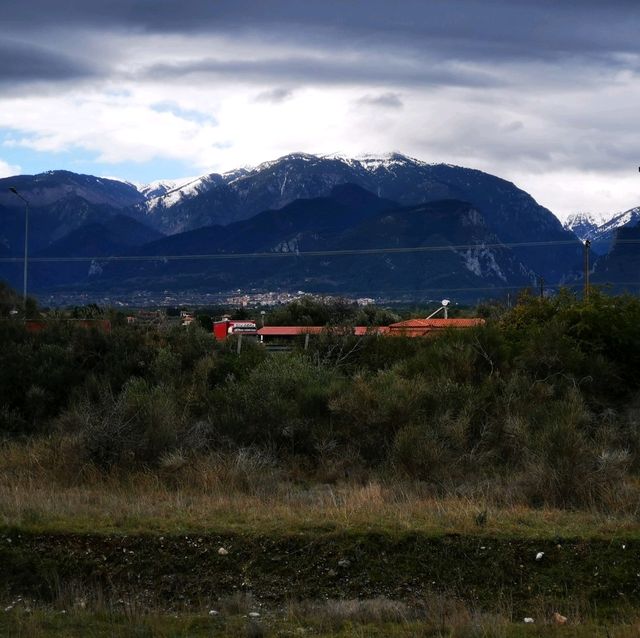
(140, 57, 502, 89)
(2, 0, 640, 64)
(0, 40, 96, 84)
(1, 0, 639, 97)
(357, 93, 403, 109)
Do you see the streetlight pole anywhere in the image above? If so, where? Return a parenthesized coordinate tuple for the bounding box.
(583, 239, 591, 301)
(9, 187, 29, 309)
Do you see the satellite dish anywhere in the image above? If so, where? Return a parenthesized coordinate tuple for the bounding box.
(441, 299, 450, 307)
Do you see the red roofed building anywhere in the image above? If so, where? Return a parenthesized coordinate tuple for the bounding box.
(214, 316, 483, 343)
(213, 318, 258, 340)
(386, 317, 484, 337)
(256, 325, 392, 340)
(353, 326, 390, 336)
(256, 326, 325, 337)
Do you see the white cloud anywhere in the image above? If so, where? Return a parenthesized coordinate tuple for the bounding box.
(511, 170, 640, 221)
(0, 158, 20, 177)
(0, 28, 639, 219)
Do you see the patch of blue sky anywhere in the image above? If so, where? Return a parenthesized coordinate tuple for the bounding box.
(150, 101, 217, 126)
(103, 88, 132, 99)
(0, 129, 197, 183)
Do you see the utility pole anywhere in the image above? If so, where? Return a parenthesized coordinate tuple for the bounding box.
(538, 276, 545, 299)
(583, 239, 591, 300)
(9, 187, 29, 309)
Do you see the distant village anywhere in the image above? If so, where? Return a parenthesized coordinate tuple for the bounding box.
(38, 289, 396, 309)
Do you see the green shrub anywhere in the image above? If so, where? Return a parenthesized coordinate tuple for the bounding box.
(60, 379, 184, 469)
(391, 424, 450, 481)
(211, 354, 337, 455)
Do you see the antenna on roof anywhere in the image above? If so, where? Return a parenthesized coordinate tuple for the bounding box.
(425, 299, 451, 320)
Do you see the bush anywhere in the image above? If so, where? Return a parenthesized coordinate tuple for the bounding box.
(3, 289, 640, 511)
(211, 354, 338, 455)
(328, 368, 430, 460)
(391, 424, 450, 481)
(60, 379, 185, 469)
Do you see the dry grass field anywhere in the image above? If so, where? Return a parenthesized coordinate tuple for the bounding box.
(3, 438, 640, 638)
(2, 438, 640, 539)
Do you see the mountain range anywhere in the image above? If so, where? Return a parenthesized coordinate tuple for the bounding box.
(90, 185, 533, 298)
(0, 153, 637, 302)
(564, 208, 640, 256)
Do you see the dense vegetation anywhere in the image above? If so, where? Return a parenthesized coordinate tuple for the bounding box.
(1, 289, 640, 510)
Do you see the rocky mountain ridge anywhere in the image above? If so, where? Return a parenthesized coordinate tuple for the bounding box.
(0, 155, 601, 300)
(127, 152, 584, 284)
(83, 185, 533, 301)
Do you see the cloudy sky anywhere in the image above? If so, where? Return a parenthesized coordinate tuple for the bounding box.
(1, 0, 640, 220)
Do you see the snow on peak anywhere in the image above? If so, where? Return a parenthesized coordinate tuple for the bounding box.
(565, 212, 607, 227)
(354, 152, 424, 172)
(597, 206, 640, 235)
(355, 152, 414, 162)
(140, 151, 432, 213)
(253, 152, 423, 173)
(156, 176, 211, 206)
(222, 166, 252, 184)
(565, 208, 640, 235)
(563, 211, 612, 241)
(563, 206, 640, 252)
(139, 177, 200, 199)
(254, 153, 318, 172)
(141, 175, 221, 214)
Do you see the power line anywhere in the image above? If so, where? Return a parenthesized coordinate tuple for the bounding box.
(2, 237, 637, 264)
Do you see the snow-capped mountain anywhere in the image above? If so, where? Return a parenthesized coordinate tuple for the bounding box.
(139, 152, 446, 233)
(138, 177, 199, 200)
(591, 206, 640, 254)
(563, 212, 607, 241)
(564, 207, 640, 255)
(132, 151, 581, 283)
(0, 154, 589, 297)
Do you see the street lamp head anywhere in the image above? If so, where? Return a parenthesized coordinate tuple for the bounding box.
(9, 187, 28, 205)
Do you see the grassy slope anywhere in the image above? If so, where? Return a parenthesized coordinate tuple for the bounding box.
(2, 493, 640, 636)
(3, 456, 640, 634)
(3, 478, 640, 540)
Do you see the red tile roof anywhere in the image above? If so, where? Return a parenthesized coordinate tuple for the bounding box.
(354, 326, 390, 336)
(387, 317, 484, 336)
(256, 319, 483, 339)
(389, 318, 485, 329)
(258, 325, 390, 337)
(257, 326, 325, 336)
